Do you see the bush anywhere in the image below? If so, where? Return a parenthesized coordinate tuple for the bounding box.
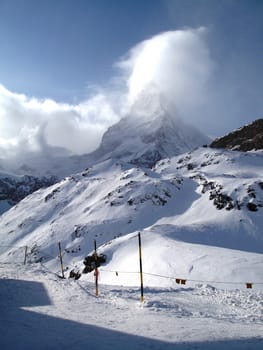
(82, 253, 107, 274)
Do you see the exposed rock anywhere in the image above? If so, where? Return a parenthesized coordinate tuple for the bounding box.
(210, 119, 263, 151)
(247, 202, 258, 212)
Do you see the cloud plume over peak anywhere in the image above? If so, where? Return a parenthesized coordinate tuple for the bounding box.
(0, 28, 215, 168)
(119, 27, 213, 110)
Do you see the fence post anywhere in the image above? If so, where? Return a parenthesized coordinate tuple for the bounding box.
(24, 246, 28, 265)
(58, 242, 65, 279)
(138, 232, 144, 302)
(94, 239, 99, 297)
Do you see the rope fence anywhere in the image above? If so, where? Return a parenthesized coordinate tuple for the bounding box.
(99, 268, 263, 288)
(1, 233, 263, 301)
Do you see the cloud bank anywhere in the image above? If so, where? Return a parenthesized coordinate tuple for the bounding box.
(0, 28, 214, 165)
(0, 85, 120, 159)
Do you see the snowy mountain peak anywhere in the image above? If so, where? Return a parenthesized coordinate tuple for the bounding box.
(95, 86, 209, 167)
(128, 83, 170, 120)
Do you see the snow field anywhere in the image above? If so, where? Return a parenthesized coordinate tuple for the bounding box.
(1, 263, 263, 349)
(1, 148, 263, 348)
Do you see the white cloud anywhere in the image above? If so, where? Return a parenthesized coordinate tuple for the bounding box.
(0, 27, 215, 165)
(0, 84, 120, 160)
(118, 28, 214, 119)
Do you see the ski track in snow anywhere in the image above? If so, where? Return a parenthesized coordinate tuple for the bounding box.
(0, 263, 263, 350)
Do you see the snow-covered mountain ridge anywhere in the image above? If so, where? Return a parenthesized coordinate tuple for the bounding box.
(0, 146, 262, 289)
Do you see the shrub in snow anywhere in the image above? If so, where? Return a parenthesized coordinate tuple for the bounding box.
(82, 253, 107, 274)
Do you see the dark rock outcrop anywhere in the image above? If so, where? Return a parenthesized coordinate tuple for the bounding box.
(210, 119, 263, 151)
(0, 175, 58, 206)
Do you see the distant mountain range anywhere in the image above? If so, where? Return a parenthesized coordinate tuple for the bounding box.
(0, 174, 58, 214)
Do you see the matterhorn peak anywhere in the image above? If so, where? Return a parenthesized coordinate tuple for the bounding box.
(127, 83, 170, 120)
(94, 85, 209, 167)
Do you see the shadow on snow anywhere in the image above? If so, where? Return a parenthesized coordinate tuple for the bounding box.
(0, 278, 262, 350)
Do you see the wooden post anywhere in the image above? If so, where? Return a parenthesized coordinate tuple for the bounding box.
(24, 246, 28, 265)
(138, 232, 144, 302)
(58, 242, 65, 279)
(94, 239, 99, 297)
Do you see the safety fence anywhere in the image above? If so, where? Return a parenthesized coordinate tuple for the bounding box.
(1, 233, 263, 302)
(99, 268, 263, 289)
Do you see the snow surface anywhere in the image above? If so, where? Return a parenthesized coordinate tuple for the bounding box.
(0, 147, 263, 349)
(1, 263, 263, 350)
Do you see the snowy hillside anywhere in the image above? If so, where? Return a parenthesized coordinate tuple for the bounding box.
(0, 147, 262, 290)
(1, 138, 263, 349)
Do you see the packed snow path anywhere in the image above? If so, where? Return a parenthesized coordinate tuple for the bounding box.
(1, 264, 263, 350)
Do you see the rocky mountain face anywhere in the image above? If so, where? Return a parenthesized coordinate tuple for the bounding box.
(210, 118, 263, 151)
(0, 174, 58, 214)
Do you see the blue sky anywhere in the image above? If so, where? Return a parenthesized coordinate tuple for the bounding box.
(0, 0, 173, 101)
(0, 0, 262, 159)
(1, 0, 262, 102)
